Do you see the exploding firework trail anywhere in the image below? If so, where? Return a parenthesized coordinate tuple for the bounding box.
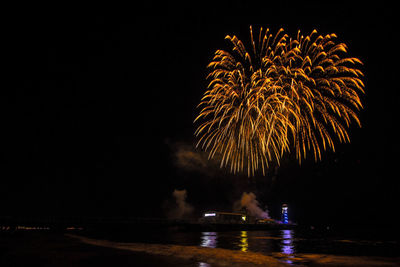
(195, 26, 364, 176)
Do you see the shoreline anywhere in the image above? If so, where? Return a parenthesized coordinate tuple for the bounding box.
(67, 233, 400, 267)
(0, 231, 202, 267)
(1, 231, 399, 267)
(67, 233, 290, 266)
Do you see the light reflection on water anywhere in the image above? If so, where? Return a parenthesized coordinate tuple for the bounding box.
(280, 229, 295, 264)
(199, 232, 216, 267)
(198, 230, 295, 266)
(199, 230, 295, 254)
(193, 228, 396, 260)
(200, 232, 217, 248)
(281, 229, 295, 254)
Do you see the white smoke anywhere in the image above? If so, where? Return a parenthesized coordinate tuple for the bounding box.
(165, 139, 221, 176)
(167, 189, 193, 219)
(234, 192, 270, 219)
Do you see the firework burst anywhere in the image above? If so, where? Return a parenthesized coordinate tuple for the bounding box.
(195, 26, 364, 176)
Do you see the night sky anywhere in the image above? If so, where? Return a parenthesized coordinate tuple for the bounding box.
(1, 2, 397, 226)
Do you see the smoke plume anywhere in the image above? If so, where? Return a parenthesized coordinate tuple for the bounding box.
(166, 189, 193, 219)
(234, 192, 270, 219)
(166, 139, 221, 176)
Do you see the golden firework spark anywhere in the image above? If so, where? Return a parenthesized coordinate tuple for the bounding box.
(195, 26, 364, 176)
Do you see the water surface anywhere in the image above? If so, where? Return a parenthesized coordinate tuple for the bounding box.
(84, 228, 399, 258)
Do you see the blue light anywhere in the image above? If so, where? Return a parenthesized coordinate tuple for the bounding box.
(282, 204, 289, 224)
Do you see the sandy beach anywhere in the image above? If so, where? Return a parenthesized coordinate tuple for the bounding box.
(1, 231, 399, 267)
(0, 231, 200, 267)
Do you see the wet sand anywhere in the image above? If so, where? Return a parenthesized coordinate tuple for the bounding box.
(0, 231, 200, 267)
(68, 234, 399, 267)
(67, 233, 288, 267)
(1, 231, 399, 267)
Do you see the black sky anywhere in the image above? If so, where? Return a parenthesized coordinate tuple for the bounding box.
(1, 2, 398, 226)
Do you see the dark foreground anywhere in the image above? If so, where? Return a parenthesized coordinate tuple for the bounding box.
(0, 231, 201, 267)
(1, 231, 399, 267)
